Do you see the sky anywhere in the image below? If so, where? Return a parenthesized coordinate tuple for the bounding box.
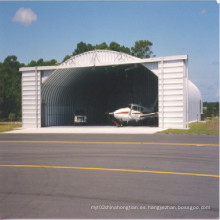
(0, 1, 219, 102)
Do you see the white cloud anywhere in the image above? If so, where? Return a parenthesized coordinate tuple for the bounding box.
(12, 8, 37, 27)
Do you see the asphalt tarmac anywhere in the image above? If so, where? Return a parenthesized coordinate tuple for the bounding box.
(0, 133, 219, 219)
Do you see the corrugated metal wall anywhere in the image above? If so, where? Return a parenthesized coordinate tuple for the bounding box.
(158, 60, 187, 128)
(22, 69, 41, 128)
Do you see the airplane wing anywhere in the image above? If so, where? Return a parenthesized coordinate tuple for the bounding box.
(139, 112, 158, 118)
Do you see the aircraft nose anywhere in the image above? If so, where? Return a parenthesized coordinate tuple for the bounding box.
(105, 112, 114, 115)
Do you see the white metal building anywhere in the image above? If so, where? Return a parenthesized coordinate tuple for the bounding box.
(20, 50, 202, 129)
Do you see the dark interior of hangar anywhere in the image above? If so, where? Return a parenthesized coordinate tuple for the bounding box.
(41, 64, 158, 127)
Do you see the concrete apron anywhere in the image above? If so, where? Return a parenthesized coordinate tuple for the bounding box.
(5, 126, 166, 134)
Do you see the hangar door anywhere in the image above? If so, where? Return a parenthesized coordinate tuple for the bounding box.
(41, 64, 158, 127)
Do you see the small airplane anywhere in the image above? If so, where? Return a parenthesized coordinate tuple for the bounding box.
(107, 102, 158, 127)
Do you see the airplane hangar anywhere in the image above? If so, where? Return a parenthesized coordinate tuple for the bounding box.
(20, 50, 202, 129)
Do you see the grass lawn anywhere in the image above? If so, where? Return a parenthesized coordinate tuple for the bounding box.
(159, 117, 219, 135)
(0, 122, 22, 132)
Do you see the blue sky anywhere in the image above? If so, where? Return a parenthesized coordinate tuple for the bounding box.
(0, 1, 218, 101)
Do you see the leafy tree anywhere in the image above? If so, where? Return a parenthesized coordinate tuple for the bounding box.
(8, 113, 15, 121)
(28, 58, 57, 67)
(0, 56, 21, 120)
(4, 55, 20, 69)
(119, 45, 131, 55)
(28, 60, 37, 67)
(44, 59, 57, 66)
(108, 42, 131, 54)
(63, 55, 71, 62)
(95, 42, 109, 50)
(73, 42, 94, 56)
(203, 102, 219, 117)
(109, 41, 121, 52)
(131, 40, 154, 58)
(37, 58, 44, 66)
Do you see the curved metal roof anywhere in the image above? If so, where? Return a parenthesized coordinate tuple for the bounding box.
(59, 50, 141, 68)
(188, 80, 202, 101)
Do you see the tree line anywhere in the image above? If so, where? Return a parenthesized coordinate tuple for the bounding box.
(27, 40, 155, 66)
(203, 102, 219, 118)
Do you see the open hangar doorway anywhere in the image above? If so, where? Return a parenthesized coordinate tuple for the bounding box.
(41, 63, 158, 127)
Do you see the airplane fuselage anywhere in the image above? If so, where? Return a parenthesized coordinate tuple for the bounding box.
(113, 107, 144, 122)
(109, 103, 157, 124)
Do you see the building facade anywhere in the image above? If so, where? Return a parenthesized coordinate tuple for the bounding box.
(20, 50, 202, 128)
